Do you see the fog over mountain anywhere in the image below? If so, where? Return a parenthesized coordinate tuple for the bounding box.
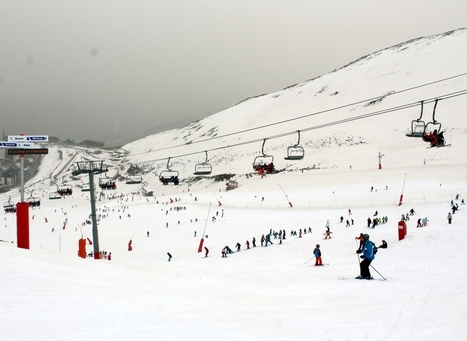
(1, 1, 466, 147)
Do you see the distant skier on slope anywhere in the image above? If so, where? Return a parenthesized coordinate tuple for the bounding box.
(313, 244, 323, 266)
(324, 225, 332, 239)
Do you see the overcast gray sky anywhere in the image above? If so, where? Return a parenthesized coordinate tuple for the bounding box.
(0, 0, 465, 146)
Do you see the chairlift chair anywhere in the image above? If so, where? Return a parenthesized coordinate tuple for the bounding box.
(27, 192, 41, 207)
(99, 173, 116, 190)
(422, 99, 442, 138)
(81, 183, 91, 192)
(49, 192, 62, 200)
(57, 184, 73, 196)
(159, 158, 180, 185)
(125, 175, 143, 185)
(3, 198, 16, 213)
(284, 130, 305, 160)
(194, 151, 213, 176)
(226, 180, 238, 191)
(253, 139, 275, 174)
(422, 99, 445, 147)
(406, 101, 426, 138)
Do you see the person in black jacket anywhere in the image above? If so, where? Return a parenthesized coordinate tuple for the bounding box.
(378, 240, 388, 249)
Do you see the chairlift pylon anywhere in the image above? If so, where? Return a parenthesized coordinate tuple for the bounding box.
(284, 130, 305, 160)
(406, 101, 426, 138)
(194, 151, 212, 176)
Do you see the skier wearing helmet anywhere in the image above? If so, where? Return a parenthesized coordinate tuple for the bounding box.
(355, 234, 375, 279)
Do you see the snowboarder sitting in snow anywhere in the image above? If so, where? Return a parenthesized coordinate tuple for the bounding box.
(378, 240, 387, 249)
(356, 234, 375, 279)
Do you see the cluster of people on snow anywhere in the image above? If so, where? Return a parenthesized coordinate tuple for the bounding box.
(219, 228, 297, 258)
(416, 217, 429, 227)
(367, 216, 388, 228)
(447, 194, 463, 224)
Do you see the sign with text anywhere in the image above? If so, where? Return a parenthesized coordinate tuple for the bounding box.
(8, 148, 48, 155)
(0, 141, 35, 148)
(8, 135, 49, 142)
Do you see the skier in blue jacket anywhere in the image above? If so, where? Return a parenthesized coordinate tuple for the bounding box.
(313, 244, 323, 266)
(356, 234, 375, 279)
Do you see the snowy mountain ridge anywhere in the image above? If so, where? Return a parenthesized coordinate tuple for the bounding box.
(17, 27, 467, 198)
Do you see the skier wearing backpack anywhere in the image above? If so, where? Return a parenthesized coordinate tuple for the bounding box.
(355, 234, 376, 279)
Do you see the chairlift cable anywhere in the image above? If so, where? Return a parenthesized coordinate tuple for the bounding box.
(133, 89, 467, 164)
(128, 73, 467, 157)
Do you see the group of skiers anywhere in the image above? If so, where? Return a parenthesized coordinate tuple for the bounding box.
(367, 215, 388, 228)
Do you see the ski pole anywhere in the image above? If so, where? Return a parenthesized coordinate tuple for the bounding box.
(305, 256, 314, 264)
(370, 264, 387, 281)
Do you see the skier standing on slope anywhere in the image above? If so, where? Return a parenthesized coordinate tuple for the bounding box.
(356, 234, 375, 279)
(313, 244, 323, 266)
